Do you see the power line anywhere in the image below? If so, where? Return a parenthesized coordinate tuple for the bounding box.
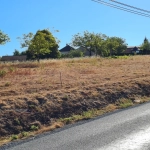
(110, 0, 150, 14)
(92, 0, 150, 18)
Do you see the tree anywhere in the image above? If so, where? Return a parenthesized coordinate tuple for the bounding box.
(17, 32, 34, 49)
(140, 37, 150, 54)
(20, 50, 27, 55)
(27, 29, 59, 60)
(69, 50, 84, 58)
(115, 37, 127, 55)
(144, 37, 148, 43)
(0, 30, 10, 45)
(13, 49, 20, 56)
(71, 31, 107, 56)
(105, 37, 127, 56)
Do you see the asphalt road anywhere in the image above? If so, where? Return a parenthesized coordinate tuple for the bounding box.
(1, 102, 150, 150)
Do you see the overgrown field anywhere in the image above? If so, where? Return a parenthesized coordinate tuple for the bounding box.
(0, 55, 150, 144)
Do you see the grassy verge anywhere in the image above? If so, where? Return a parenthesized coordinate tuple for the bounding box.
(0, 96, 149, 146)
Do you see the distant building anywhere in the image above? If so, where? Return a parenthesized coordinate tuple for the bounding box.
(59, 44, 75, 54)
(76, 46, 96, 56)
(124, 46, 140, 54)
(59, 44, 96, 56)
(1, 55, 27, 62)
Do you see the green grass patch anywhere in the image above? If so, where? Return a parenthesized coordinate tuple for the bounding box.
(30, 125, 39, 131)
(116, 98, 133, 109)
(11, 135, 18, 141)
(0, 70, 7, 77)
(110, 55, 130, 59)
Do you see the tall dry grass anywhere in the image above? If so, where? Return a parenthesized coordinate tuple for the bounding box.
(0, 55, 150, 139)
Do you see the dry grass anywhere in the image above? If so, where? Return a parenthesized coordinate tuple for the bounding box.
(0, 55, 150, 145)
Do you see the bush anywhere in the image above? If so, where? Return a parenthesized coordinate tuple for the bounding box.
(21, 131, 28, 137)
(61, 50, 84, 58)
(0, 70, 7, 77)
(11, 134, 18, 140)
(69, 50, 84, 58)
(30, 125, 39, 131)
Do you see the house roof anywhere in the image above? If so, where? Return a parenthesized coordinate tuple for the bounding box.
(1, 55, 27, 61)
(59, 44, 75, 52)
(127, 46, 140, 49)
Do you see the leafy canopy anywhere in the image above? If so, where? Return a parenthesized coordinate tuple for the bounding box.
(72, 31, 107, 56)
(71, 31, 127, 57)
(17, 32, 34, 48)
(140, 37, 150, 51)
(13, 49, 20, 56)
(27, 29, 59, 60)
(105, 37, 127, 56)
(0, 30, 10, 45)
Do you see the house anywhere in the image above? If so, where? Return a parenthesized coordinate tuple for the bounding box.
(59, 44, 75, 54)
(76, 46, 96, 56)
(124, 46, 140, 54)
(59, 44, 96, 56)
(1, 55, 27, 62)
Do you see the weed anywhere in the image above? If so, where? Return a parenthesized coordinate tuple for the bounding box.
(82, 109, 95, 119)
(30, 125, 39, 131)
(0, 70, 7, 77)
(14, 118, 20, 125)
(29, 105, 36, 108)
(62, 117, 73, 124)
(4, 82, 11, 87)
(9, 67, 15, 73)
(11, 135, 18, 141)
(117, 98, 133, 109)
(21, 131, 28, 137)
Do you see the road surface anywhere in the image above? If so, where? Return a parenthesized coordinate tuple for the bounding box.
(1, 102, 150, 150)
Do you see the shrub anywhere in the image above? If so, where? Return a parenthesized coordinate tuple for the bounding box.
(5, 82, 11, 87)
(30, 125, 39, 131)
(9, 67, 15, 73)
(11, 134, 18, 140)
(69, 50, 84, 58)
(116, 98, 133, 108)
(21, 131, 28, 137)
(61, 50, 84, 58)
(0, 70, 7, 77)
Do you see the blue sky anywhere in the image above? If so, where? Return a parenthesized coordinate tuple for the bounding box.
(0, 0, 150, 56)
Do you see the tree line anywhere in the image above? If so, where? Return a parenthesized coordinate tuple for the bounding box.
(0, 29, 150, 60)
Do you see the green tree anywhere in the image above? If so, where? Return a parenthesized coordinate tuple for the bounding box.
(140, 37, 150, 54)
(20, 50, 27, 55)
(27, 29, 59, 60)
(144, 37, 148, 43)
(71, 31, 107, 56)
(69, 50, 84, 58)
(0, 30, 10, 45)
(105, 37, 127, 56)
(13, 49, 20, 56)
(17, 32, 34, 49)
(115, 37, 127, 55)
